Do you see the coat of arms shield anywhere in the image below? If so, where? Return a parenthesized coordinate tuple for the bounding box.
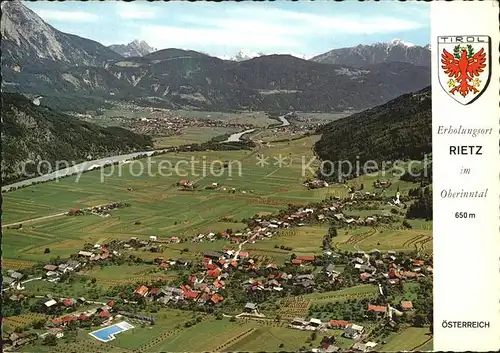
(437, 35, 491, 105)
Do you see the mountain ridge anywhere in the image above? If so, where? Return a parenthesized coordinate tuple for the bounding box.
(311, 39, 431, 67)
(108, 39, 157, 58)
(1, 0, 122, 71)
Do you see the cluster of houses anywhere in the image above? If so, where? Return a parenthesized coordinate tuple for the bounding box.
(127, 112, 252, 137)
(292, 315, 424, 353)
(246, 201, 389, 230)
(373, 180, 392, 189)
(43, 260, 83, 282)
(190, 218, 290, 244)
(289, 317, 377, 350)
(314, 300, 415, 353)
(2, 270, 25, 291)
(39, 295, 89, 313)
(4, 332, 39, 350)
(155, 257, 189, 270)
(177, 179, 195, 189)
(132, 281, 224, 306)
(250, 201, 386, 230)
(331, 212, 380, 227)
(67, 202, 127, 217)
(304, 179, 329, 189)
(347, 249, 431, 286)
(77, 247, 116, 262)
(3, 294, 160, 350)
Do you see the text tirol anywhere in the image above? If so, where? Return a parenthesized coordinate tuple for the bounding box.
(438, 35, 489, 44)
(449, 145, 483, 155)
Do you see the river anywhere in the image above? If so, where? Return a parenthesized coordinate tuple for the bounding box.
(224, 114, 290, 142)
(2, 115, 292, 192)
(277, 114, 291, 126)
(223, 128, 256, 142)
(1, 150, 166, 192)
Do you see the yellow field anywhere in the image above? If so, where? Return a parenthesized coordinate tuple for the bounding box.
(334, 225, 432, 253)
(3, 313, 49, 329)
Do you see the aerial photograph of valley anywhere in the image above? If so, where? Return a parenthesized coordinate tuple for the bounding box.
(1, 1, 433, 352)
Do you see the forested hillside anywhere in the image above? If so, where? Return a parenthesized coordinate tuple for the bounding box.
(2, 93, 153, 183)
(314, 86, 431, 180)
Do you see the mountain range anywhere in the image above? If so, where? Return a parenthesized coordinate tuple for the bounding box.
(108, 40, 157, 58)
(311, 39, 431, 68)
(1, 1, 431, 112)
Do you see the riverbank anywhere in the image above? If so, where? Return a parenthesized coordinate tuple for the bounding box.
(1, 115, 291, 193)
(0, 150, 164, 193)
(223, 114, 291, 142)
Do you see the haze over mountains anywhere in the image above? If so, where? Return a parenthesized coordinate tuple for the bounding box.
(1, 1, 431, 112)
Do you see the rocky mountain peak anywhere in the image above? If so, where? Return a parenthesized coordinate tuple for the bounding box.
(1, 0, 121, 69)
(108, 40, 157, 57)
(390, 38, 416, 48)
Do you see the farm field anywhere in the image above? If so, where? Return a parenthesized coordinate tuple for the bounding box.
(108, 309, 194, 350)
(3, 116, 433, 353)
(302, 284, 380, 304)
(333, 226, 433, 253)
(22, 278, 108, 300)
(246, 226, 326, 263)
(141, 318, 258, 353)
(377, 327, 433, 351)
(225, 326, 316, 352)
(245, 222, 432, 260)
(81, 264, 177, 287)
(3, 313, 49, 331)
(2, 137, 334, 264)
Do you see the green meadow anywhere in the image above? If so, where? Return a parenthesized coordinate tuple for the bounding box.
(3, 135, 431, 266)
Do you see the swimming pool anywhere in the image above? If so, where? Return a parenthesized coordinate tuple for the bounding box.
(89, 321, 134, 342)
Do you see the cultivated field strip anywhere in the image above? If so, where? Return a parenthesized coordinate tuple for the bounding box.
(52, 340, 133, 353)
(213, 328, 257, 352)
(343, 227, 377, 245)
(1, 258, 38, 269)
(278, 297, 311, 319)
(3, 314, 49, 328)
(133, 315, 210, 353)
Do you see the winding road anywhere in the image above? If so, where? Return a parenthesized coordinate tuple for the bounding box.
(2, 202, 119, 228)
(2, 212, 68, 228)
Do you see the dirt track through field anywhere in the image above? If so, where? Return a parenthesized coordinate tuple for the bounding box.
(2, 202, 119, 228)
(2, 212, 68, 228)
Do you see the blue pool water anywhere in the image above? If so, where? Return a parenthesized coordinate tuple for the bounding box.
(89, 322, 134, 342)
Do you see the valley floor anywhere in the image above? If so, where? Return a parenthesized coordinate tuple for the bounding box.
(2, 131, 433, 353)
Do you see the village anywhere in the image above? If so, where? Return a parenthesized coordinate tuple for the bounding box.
(124, 113, 253, 138)
(2, 186, 432, 352)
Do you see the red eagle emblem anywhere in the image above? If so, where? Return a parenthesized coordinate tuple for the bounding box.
(441, 44, 486, 97)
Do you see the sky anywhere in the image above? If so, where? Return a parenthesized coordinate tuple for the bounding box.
(24, 0, 430, 59)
